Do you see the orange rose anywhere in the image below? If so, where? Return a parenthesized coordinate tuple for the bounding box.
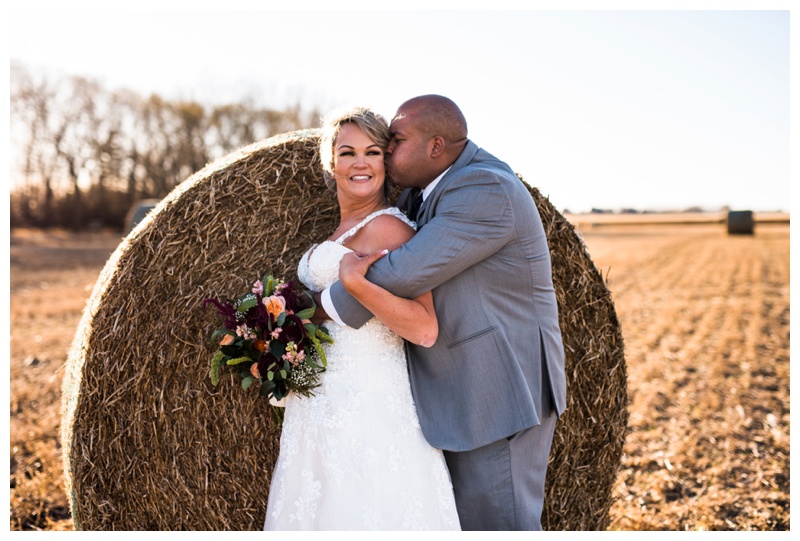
(220, 334, 235, 346)
(253, 339, 267, 352)
(264, 295, 287, 318)
(250, 363, 261, 379)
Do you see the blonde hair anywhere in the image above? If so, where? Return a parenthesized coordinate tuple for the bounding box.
(319, 106, 391, 192)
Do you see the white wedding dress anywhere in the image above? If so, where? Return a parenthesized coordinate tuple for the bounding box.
(263, 208, 461, 531)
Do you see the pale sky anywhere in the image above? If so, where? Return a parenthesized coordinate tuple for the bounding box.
(5, 1, 794, 213)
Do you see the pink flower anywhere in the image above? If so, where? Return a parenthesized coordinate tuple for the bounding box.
(252, 280, 264, 295)
(271, 328, 282, 339)
(281, 341, 305, 366)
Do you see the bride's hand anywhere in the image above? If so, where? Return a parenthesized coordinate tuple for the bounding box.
(339, 249, 388, 291)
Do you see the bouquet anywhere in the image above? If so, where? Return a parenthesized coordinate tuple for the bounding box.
(203, 274, 333, 404)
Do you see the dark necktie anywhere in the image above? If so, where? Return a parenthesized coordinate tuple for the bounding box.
(408, 190, 424, 221)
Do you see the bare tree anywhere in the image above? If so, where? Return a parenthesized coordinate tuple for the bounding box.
(10, 63, 318, 230)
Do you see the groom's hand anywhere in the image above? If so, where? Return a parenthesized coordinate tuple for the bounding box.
(339, 250, 388, 291)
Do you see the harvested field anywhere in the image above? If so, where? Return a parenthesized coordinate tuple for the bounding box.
(580, 222, 791, 530)
(8, 220, 790, 530)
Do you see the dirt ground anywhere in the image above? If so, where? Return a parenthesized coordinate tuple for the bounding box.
(8, 222, 790, 530)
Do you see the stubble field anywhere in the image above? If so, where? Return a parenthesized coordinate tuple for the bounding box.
(8, 220, 790, 531)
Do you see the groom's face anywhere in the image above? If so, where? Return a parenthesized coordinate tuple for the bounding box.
(385, 110, 434, 190)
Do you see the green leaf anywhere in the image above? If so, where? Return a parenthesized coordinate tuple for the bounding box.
(226, 356, 252, 366)
(236, 293, 258, 312)
(296, 291, 316, 320)
(305, 358, 325, 370)
(270, 340, 285, 360)
(211, 329, 234, 342)
(260, 378, 275, 393)
(241, 376, 254, 389)
(220, 344, 244, 357)
(277, 312, 287, 326)
(267, 371, 274, 381)
(295, 307, 315, 320)
(279, 370, 287, 379)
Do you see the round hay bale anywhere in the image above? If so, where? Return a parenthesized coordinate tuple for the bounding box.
(62, 130, 627, 530)
(727, 210, 755, 235)
(531, 182, 629, 530)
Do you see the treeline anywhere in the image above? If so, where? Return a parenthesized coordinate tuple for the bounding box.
(10, 62, 320, 230)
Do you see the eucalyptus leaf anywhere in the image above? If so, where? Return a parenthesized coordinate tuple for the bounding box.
(236, 294, 258, 312)
(211, 329, 234, 342)
(295, 307, 315, 320)
(241, 376, 254, 389)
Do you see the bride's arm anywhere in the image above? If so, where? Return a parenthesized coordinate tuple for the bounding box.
(339, 250, 438, 348)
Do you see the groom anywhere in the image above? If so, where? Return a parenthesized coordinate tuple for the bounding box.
(315, 95, 566, 530)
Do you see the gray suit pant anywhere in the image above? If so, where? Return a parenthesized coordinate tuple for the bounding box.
(444, 391, 557, 530)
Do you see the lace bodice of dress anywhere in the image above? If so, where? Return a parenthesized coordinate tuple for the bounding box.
(297, 207, 415, 294)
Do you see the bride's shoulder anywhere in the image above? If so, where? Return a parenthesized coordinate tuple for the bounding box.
(368, 208, 415, 232)
(357, 208, 416, 250)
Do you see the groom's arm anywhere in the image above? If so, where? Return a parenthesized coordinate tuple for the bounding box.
(312, 187, 417, 327)
(329, 170, 517, 328)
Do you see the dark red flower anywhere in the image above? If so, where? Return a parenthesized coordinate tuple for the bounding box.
(280, 314, 306, 344)
(256, 352, 279, 381)
(203, 298, 237, 329)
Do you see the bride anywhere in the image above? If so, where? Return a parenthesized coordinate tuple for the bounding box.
(263, 107, 461, 530)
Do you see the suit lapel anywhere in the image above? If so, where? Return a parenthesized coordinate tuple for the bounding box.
(416, 140, 479, 226)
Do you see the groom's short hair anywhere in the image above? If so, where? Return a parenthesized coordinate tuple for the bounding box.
(398, 95, 468, 144)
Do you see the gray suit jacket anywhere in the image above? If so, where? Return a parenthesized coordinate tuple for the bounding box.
(329, 141, 566, 451)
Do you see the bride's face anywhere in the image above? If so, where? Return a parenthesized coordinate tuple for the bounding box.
(333, 123, 386, 201)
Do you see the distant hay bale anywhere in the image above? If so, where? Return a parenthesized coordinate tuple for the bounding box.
(124, 199, 160, 234)
(62, 130, 628, 531)
(727, 210, 755, 235)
